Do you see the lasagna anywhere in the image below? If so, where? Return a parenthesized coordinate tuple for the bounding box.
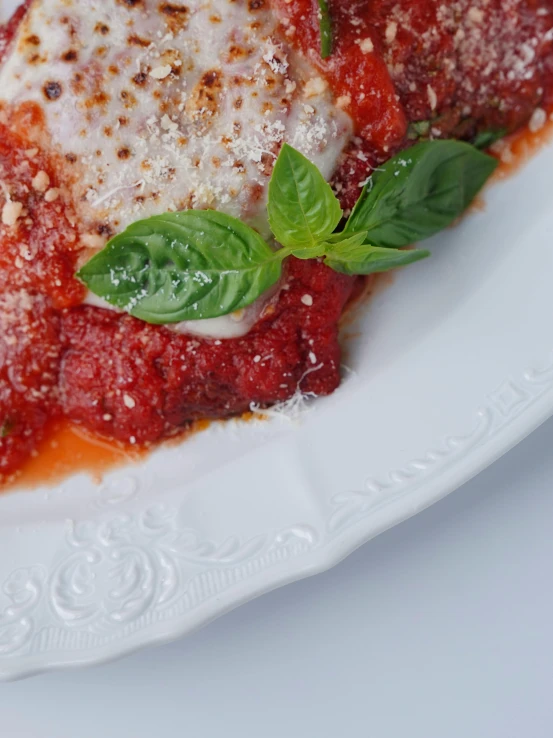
(1, 0, 552, 482)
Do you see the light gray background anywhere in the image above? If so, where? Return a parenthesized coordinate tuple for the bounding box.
(2, 417, 553, 737)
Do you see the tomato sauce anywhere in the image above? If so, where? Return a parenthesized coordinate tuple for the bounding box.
(1, 0, 553, 486)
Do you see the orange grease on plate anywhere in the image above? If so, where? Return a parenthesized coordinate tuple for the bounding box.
(6, 417, 211, 492)
(6, 419, 143, 491)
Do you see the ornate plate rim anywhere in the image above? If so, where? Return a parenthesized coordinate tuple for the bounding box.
(2, 0, 553, 682)
(1, 355, 552, 681)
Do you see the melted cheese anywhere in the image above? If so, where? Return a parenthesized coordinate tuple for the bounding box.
(0, 0, 352, 337)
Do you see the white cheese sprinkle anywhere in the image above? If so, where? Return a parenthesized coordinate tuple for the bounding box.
(385, 21, 397, 44)
(427, 85, 438, 111)
(44, 188, 60, 202)
(529, 107, 547, 133)
(467, 7, 484, 23)
(304, 77, 328, 99)
(1, 200, 23, 226)
(31, 170, 50, 192)
(149, 65, 172, 80)
(336, 95, 352, 109)
(356, 37, 374, 54)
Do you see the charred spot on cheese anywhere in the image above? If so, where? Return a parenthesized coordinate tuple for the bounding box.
(185, 69, 223, 125)
(132, 71, 149, 86)
(226, 44, 252, 63)
(61, 49, 78, 63)
(116, 0, 144, 8)
(18, 32, 42, 61)
(59, 16, 78, 41)
(94, 23, 110, 36)
(248, 0, 265, 11)
(128, 34, 151, 48)
(119, 89, 137, 109)
(43, 81, 62, 101)
(159, 3, 190, 34)
(70, 71, 85, 95)
(160, 48, 184, 77)
(82, 90, 111, 112)
(96, 223, 113, 237)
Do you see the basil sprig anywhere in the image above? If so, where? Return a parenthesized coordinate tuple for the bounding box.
(317, 0, 333, 59)
(78, 141, 497, 324)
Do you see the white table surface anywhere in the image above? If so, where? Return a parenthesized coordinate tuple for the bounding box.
(2, 417, 553, 737)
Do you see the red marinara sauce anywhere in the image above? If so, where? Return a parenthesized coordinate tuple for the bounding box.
(0, 103, 360, 483)
(2, 0, 553, 485)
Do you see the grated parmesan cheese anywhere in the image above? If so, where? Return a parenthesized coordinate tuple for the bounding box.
(304, 77, 328, 99)
(385, 21, 398, 44)
(1, 200, 23, 227)
(0, 0, 352, 340)
(31, 170, 50, 193)
(356, 37, 374, 54)
(44, 188, 60, 203)
(529, 107, 547, 132)
(149, 65, 172, 80)
(0, 0, 351, 237)
(427, 85, 438, 111)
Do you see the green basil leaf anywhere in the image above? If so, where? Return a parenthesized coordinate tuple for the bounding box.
(324, 230, 368, 245)
(317, 0, 333, 58)
(407, 120, 431, 140)
(1, 418, 13, 438)
(288, 243, 328, 260)
(78, 210, 284, 324)
(345, 140, 498, 248)
(324, 232, 429, 275)
(268, 143, 342, 249)
(472, 128, 507, 150)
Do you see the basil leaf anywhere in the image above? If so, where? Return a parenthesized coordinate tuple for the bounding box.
(325, 234, 430, 276)
(1, 419, 13, 438)
(288, 243, 328, 260)
(78, 210, 284, 324)
(324, 230, 368, 245)
(345, 140, 498, 248)
(407, 120, 431, 140)
(317, 0, 333, 58)
(268, 143, 342, 248)
(472, 128, 507, 150)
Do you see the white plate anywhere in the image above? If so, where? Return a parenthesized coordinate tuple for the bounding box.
(2, 3, 553, 681)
